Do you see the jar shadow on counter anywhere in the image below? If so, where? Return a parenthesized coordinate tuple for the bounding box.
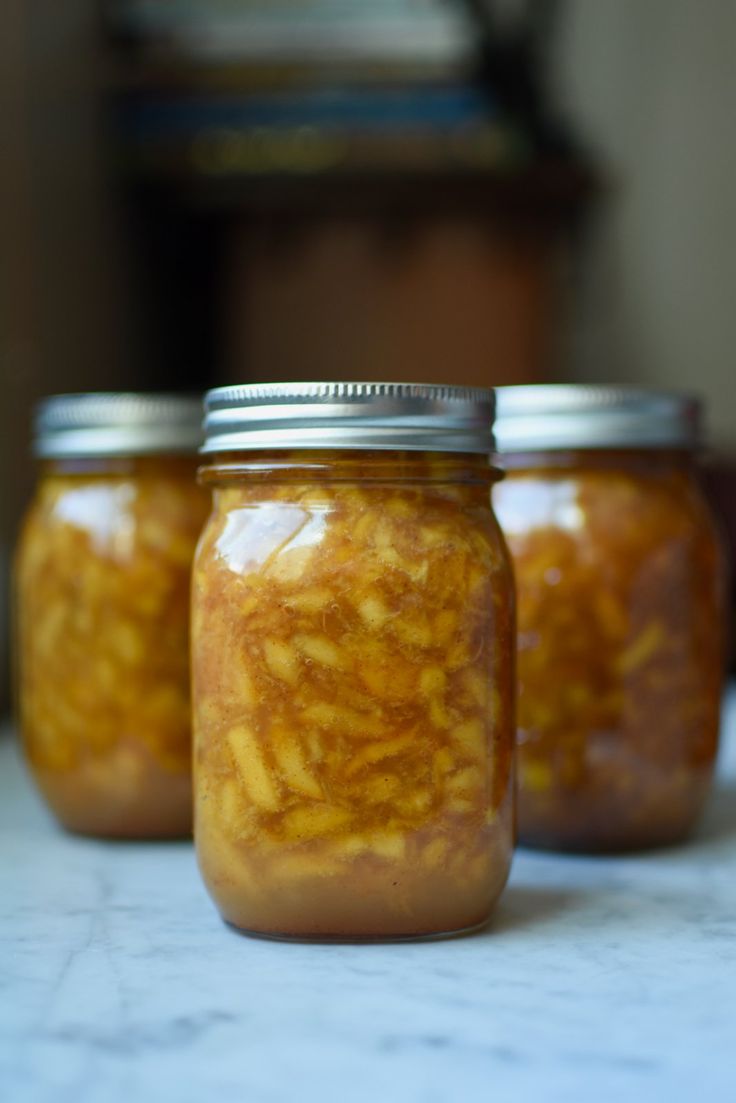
(58, 834, 194, 849)
(485, 885, 589, 937)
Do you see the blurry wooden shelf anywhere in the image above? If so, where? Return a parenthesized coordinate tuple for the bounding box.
(124, 160, 598, 224)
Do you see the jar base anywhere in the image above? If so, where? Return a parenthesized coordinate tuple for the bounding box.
(61, 822, 192, 843)
(223, 917, 492, 945)
(31, 761, 193, 841)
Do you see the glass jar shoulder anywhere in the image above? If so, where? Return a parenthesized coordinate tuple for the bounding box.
(195, 479, 510, 594)
(494, 459, 720, 564)
(19, 463, 209, 575)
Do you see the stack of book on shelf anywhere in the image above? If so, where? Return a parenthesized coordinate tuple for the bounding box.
(107, 0, 532, 184)
(109, 0, 476, 79)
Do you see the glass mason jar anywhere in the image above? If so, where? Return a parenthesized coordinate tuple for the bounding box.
(493, 385, 727, 852)
(192, 383, 515, 940)
(15, 393, 209, 838)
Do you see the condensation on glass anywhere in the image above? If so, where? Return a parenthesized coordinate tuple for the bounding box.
(494, 385, 726, 852)
(15, 393, 210, 839)
(192, 383, 516, 940)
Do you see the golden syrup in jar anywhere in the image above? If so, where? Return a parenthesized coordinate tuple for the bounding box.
(495, 387, 726, 852)
(192, 385, 515, 939)
(15, 394, 209, 838)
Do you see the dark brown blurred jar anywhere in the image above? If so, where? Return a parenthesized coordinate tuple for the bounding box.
(15, 394, 210, 839)
(493, 386, 727, 852)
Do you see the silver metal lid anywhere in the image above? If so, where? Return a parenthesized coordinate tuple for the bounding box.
(494, 385, 702, 452)
(34, 393, 204, 459)
(202, 382, 496, 454)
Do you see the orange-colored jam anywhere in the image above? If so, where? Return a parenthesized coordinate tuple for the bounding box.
(494, 449, 726, 852)
(192, 451, 515, 939)
(15, 456, 210, 838)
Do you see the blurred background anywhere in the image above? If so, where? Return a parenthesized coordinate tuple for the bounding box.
(1, 0, 735, 708)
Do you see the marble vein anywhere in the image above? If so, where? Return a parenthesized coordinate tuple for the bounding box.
(1, 692, 735, 1103)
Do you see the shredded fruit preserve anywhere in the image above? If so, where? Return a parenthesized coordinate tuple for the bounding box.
(16, 457, 209, 838)
(495, 450, 725, 852)
(193, 450, 515, 939)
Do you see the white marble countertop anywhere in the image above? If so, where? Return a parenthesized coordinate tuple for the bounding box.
(2, 698, 735, 1103)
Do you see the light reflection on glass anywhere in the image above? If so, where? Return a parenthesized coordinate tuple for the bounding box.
(495, 479, 585, 535)
(215, 502, 327, 575)
(53, 484, 137, 559)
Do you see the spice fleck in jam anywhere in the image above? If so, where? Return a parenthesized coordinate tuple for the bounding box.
(192, 384, 515, 939)
(15, 394, 208, 838)
(494, 386, 726, 852)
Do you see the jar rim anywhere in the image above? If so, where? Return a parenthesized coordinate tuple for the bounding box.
(202, 382, 496, 455)
(34, 393, 204, 459)
(494, 385, 702, 452)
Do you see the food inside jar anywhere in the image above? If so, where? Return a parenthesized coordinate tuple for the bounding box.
(16, 457, 209, 838)
(192, 452, 515, 939)
(494, 454, 724, 852)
